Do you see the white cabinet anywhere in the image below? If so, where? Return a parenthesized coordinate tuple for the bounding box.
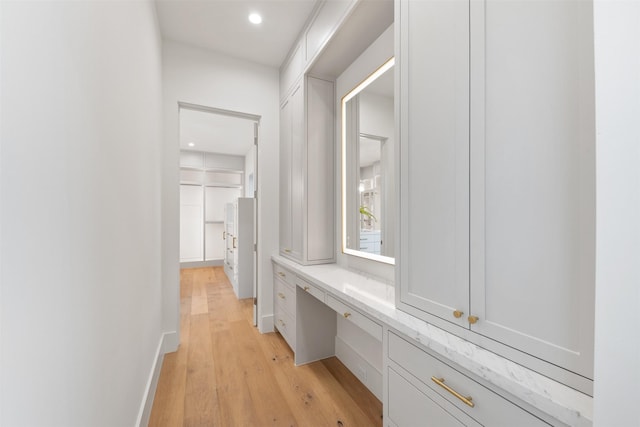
(279, 0, 354, 101)
(279, 75, 335, 265)
(179, 150, 243, 264)
(273, 263, 297, 351)
(359, 230, 381, 254)
(180, 185, 204, 262)
(223, 198, 254, 299)
(397, 0, 595, 392)
(387, 331, 552, 427)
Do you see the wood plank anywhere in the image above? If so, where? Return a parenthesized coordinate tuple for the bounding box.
(148, 292, 192, 427)
(322, 357, 383, 425)
(210, 327, 259, 425)
(150, 266, 382, 427)
(256, 331, 336, 426)
(229, 320, 297, 425)
(190, 278, 209, 315)
(183, 313, 221, 427)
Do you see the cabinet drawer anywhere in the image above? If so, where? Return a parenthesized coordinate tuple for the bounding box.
(273, 263, 295, 287)
(388, 367, 479, 427)
(275, 276, 296, 316)
(388, 332, 550, 426)
(326, 295, 382, 341)
(296, 277, 325, 303)
(359, 242, 375, 251)
(275, 305, 295, 351)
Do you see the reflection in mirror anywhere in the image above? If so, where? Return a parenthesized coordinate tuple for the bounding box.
(342, 57, 395, 264)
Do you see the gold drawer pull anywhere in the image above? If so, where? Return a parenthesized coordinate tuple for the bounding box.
(284, 248, 292, 253)
(279, 319, 285, 327)
(431, 377, 475, 408)
(233, 237, 237, 249)
(468, 315, 479, 325)
(453, 310, 464, 318)
(278, 272, 286, 278)
(303, 286, 310, 292)
(343, 312, 351, 318)
(278, 292, 285, 299)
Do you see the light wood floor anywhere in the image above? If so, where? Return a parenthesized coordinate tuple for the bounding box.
(149, 267, 383, 427)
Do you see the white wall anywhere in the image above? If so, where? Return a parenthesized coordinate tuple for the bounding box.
(0, 1, 164, 426)
(162, 41, 280, 341)
(593, 1, 640, 425)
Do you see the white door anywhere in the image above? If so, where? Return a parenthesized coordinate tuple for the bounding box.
(180, 185, 203, 262)
(397, 0, 470, 328)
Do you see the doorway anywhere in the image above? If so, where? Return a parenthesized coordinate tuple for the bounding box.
(178, 102, 260, 325)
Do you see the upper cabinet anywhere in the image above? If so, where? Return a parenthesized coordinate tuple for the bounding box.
(279, 0, 355, 102)
(397, 0, 595, 394)
(280, 76, 335, 264)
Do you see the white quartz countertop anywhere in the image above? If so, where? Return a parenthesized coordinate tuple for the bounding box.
(271, 255, 593, 427)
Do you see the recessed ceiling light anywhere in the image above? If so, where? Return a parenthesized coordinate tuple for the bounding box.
(248, 13, 262, 24)
(188, 142, 195, 147)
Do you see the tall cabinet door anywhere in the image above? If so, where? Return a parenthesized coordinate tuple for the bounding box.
(306, 77, 334, 261)
(180, 185, 204, 262)
(469, 0, 595, 379)
(279, 94, 293, 256)
(397, 0, 470, 328)
(290, 83, 305, 260)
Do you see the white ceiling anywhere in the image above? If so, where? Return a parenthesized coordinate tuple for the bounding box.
(155, 0, 318, 68)
(180, 108, 255, 155)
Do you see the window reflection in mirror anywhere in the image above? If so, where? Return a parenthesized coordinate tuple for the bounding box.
(342, 57, 395, 264)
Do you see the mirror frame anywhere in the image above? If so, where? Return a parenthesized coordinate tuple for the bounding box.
(341, 57, 395, 265)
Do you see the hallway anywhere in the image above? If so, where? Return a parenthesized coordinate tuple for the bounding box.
(149, 267, 382, 426)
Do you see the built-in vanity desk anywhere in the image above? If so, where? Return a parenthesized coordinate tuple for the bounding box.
(272, 255, 592, 427)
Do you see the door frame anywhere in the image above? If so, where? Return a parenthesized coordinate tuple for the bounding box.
(178, 102, 261, 326)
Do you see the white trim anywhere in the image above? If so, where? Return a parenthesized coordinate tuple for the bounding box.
(135, 333, 169, 427)
(259, 313, 274, 334)
(178, 102, 261, 123)
(162, 331, 179, 354)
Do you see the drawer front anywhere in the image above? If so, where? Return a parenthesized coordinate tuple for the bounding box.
(273, 263, 295, 287)
(388, 332, 551, 427)
(359, 241, 375, 251)
(275, 276, 296, 316)
(326, 294, 382, 341)
(296, 277, 325, 303)
(388, 367, 477, 427)
(275, 305, 295, 351)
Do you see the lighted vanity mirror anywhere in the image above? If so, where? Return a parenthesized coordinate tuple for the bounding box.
(342, 57, 395, 264)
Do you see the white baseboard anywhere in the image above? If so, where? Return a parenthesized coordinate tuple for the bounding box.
(259, 313, 274, 333)
(162, 330, 179, 353)
(180, 260, 223, 268)
(335, 335, 383, 401)
(135, 332, 169, 427)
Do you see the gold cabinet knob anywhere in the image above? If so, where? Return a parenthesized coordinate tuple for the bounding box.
(343, 312, 351, 318)
(453, 310, 464, 318)
(278, 272, 286, 278)
(303, 286, 310, 292)
(278, 292, 285, 299)
(284, 248, 291, 253)
(468, 315, 479, 325)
